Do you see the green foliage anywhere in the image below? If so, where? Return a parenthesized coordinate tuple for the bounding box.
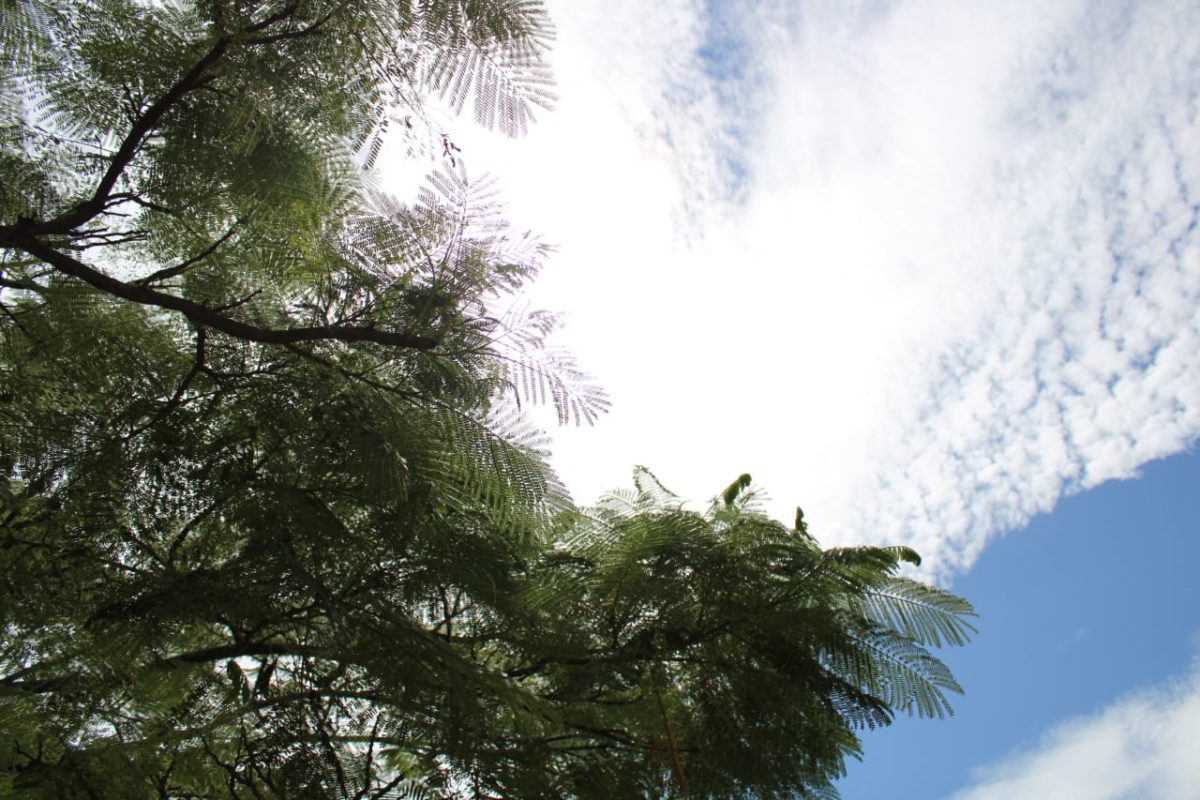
(0, 2, 973, 797)
(495, 469, 975, 798)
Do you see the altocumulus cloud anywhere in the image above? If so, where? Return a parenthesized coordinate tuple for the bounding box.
(948, 656, 1200, 800)
(840, 0, 1200, 575)
(403, 0, 1200, 578)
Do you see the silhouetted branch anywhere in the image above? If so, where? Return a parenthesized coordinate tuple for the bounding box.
(4, 232, 439, 350)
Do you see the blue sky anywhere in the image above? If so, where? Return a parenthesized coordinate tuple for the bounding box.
(387, 1, 1200, 794)
(838, 448, 1200, 798)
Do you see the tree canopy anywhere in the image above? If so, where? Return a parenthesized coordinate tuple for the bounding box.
(0, 1, 975, 798)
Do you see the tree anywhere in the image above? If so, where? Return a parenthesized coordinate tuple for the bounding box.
(0, 2, 973, 798)
(479, 470, 975, 799)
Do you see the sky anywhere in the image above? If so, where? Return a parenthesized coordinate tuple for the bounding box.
(385, 0, 1200, 796)
(838, 448, 1200, 798)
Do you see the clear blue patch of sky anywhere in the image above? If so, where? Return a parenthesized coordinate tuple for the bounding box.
(691, 0, 760, 197)
(835, 446, 1200, 799)
(696, 0, 754, 85)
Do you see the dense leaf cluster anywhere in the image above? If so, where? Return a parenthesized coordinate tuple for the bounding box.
(0, 1, 973, 797)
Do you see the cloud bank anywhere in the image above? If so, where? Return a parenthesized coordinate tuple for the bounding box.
(393, 1, 1200, 578)
(836, 0, 1200, 574)
(948, 657, 1200, 799)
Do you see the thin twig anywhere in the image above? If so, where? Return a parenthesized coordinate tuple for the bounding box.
(135, 225, 239, 286)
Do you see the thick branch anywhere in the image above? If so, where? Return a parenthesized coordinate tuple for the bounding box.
(2, 641, 323, 695)
(4, 232, 438, 349)
(161, 641, 322, 667)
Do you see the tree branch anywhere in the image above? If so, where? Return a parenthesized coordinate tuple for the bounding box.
(0, 5, 348, 243)
(9, 37, 231, 237)
(124, 327, 209, 443)
(244, 2, 301, 33)
(0, 299, 35, 339)
(247, 11, 336, 45)
(106, 192, 179, 217)
(135, 225, 239, 286)
(1, 641, 325, 695)
(4, 232, 438, 349)
(161, 641, 323, 667)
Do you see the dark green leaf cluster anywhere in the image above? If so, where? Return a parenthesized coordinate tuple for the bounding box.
(488, 470, 976, 798)
(0, 293, 569, 796)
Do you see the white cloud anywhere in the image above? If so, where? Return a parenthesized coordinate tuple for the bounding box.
(839, 0, 1200, 575)
(948, 659, 1200, 800)
(383, 1, 1200, 578)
